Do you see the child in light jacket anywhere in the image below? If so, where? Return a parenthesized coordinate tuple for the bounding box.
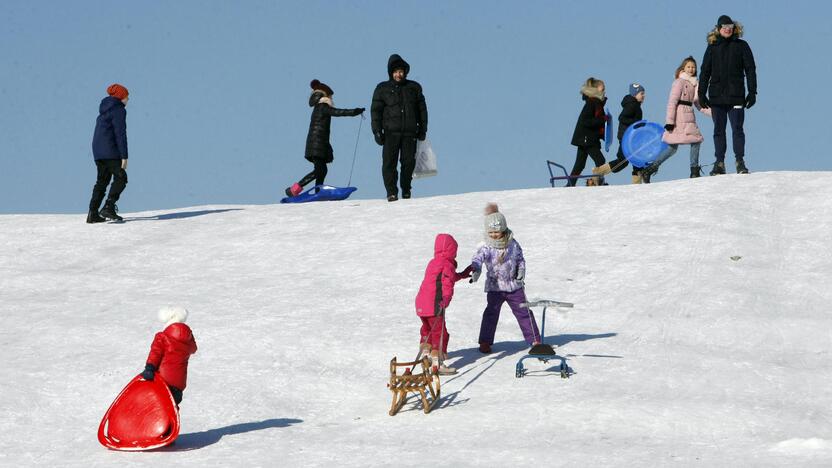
(470, 204, 540, 353)
(415, 233, 471, 375)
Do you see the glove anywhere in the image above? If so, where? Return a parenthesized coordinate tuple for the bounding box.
(745, 93, 756, 109)
(664, 124, 675, 132)
(355, 107, 365, 116)
(121, 159, 128, 170)
(699, 95, 710, 109)
(469, 268, 481, 283)
(140, 363, 156, 381)
(417, 132, 426, 141)
(459, 265, 473, 279)
(516, 265, 525, 281)
(373, 131, 385, 146)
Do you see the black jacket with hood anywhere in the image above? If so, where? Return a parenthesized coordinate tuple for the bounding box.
(571, 87, 607, 148)
(700, 28, 757, 107)
(371, 54, 428, 137)
(305, 93, 362, 163)
(617, 94, 642, 140)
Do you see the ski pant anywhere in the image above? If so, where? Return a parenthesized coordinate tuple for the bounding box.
(297, 161, 328, 189)
(478, 288, 540, 346)
(169, 385, 183, 405)
(381, 133, 416, 197)
(652, 142, 701, 170)
(89, 159, 127, 210)
(419, 315, 449, 354)
(568, 145, 605, 186)
(711, 105, 745, 162)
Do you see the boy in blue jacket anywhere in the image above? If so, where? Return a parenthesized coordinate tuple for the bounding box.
(87, 84, 129, 223)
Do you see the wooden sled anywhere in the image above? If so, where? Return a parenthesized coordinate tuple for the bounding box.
(387, 356, 441, 416)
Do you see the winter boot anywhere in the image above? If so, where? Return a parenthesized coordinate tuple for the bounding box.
(709, 161, 726, 176)
(478, 343, 492, 354)
(430, 350, 456, 375)
(631, 174, 642, 184)
(285, 183, 302, 197)
(417, 343, 432, 361)
(566, 174, 579, 187)
(592, 163, 612, 176)
(387, 194, 398, 202)
(641, 165, 657, 184)
(402, 190, 411, 199)
(99, 200, 122, 221)
(86, 210, 106, 224)
(690, 166, 701, 178)
(736, 159, 749, 174)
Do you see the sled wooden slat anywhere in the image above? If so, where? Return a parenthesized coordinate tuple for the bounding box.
(387, 356, 441, 416)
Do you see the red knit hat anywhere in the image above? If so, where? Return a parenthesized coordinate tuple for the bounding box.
(107, 83, 129, 100)
(310, 79, 333, 96)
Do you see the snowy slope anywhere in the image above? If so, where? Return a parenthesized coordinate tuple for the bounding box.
(1, 172, 831, 467)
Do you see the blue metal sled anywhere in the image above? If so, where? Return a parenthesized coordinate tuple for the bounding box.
(515, 299, 574, 379)
(280, 185, 357, 204)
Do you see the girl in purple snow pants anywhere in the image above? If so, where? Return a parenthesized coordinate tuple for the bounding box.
(470, 204, 540, 353)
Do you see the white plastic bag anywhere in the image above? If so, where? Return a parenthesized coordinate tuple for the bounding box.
(413, 139, 438, 179)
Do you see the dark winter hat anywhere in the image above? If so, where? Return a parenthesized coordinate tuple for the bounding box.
(310, 79, 333, 96)
(629, 83, 645, 97)
(717, 15, 734, 27)
(107, 83, 129, 100)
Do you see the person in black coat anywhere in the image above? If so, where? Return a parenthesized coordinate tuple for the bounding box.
(699, 15, 757, 175)
(371, 54, 428, 201)
(568, 77, 610, 187)
(87, 84, 130, 223)
(284, 80, 364, 197)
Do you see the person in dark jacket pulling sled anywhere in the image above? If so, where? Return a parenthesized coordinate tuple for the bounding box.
(594, 83, 646, 184)
(699, 15, 757, 175)
(568, 77, 610, 187)
(285, 80, 365, 197)
(88, 84, 129, 223)
(371, 54, 428, 202)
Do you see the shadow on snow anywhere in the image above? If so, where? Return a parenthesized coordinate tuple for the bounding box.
(155, 418, 303, 451)
(125, 208, 243, 221)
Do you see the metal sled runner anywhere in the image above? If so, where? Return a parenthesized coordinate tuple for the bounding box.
(547, 161, 604, 187)
(515, 299, 574, 379)
(387, 356, 441, 416)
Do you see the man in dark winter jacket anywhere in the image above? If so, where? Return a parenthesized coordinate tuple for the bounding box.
(699, 15, 757, 175)
(88, 84, 129, 222)
(371, 54, 428, 201)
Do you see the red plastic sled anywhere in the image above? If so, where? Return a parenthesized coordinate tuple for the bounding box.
(98, 374, 180, 451)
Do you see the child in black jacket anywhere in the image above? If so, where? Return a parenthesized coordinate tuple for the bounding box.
(568, 78, 609, 187)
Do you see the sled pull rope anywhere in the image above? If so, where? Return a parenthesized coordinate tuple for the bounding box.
(347, 114, 365, 186)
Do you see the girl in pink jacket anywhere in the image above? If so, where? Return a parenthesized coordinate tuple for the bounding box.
(414, 233, 471, 375)
(641, 56, 712, 182)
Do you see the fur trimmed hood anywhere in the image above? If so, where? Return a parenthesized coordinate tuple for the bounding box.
(158, 306, 188, 327)
(580, 84, 606, 101)
(707, 22, 744, 44)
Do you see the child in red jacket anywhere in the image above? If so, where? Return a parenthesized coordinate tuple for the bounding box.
(140, 307, 198, 405)
(414, 233, 471, 375)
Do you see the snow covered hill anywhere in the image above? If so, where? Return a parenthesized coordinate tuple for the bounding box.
(1, 172, 831, 467)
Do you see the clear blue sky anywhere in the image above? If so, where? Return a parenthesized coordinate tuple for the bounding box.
(1, 0, 829, 213)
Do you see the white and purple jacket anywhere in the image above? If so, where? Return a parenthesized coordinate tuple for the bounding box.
(471, 239, 526, 293)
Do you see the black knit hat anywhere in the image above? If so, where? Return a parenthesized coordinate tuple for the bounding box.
(717, 15, 734, 27)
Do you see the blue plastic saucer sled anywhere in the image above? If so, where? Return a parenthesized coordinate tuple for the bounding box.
(515, 299, 574, 379)
(621, 120, 669, 168)
(280, 185, 357, 204)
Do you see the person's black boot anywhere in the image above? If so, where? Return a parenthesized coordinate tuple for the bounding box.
(100, 200, 123, 221)
(86, 210, 106, 224)
(641, 164, 656, 184)
(709, 161, 726, 176)
(736, 159, 749, 174)
(690, 166, 701, 178)
(402, 190, 411, 199)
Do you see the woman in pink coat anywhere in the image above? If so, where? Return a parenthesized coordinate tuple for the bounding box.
(642, 56, 712, 182)
(414, 233, 471, 375)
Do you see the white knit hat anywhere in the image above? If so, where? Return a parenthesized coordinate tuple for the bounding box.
(158, 306, 188, 327)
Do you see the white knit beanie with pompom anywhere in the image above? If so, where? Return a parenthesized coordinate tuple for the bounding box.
(158, 306, 188, 327)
